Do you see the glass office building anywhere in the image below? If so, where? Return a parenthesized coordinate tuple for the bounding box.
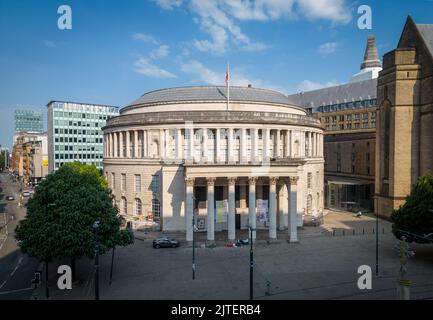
(47, 101, 119, 172)
(14, 110, 44, 132)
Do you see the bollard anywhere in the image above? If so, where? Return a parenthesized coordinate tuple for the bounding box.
(343, 229, 345, 236)
(363, 228, 365, 235)
(373, 228, 375, 234)
(353, 229, 355, 235)
(382, 227, 385, 234)
(333, 229, 335, 236)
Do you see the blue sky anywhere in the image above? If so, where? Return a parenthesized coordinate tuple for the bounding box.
(1, 0, 432, 149)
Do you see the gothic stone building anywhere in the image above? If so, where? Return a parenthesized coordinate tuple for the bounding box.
(375, 16, 433, 218)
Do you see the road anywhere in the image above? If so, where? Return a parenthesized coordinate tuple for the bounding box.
(0, 173, 38, 300)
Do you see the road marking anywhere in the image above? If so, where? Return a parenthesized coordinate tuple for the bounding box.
(0, 280, 7, 290)
(0, 287, 33, 295)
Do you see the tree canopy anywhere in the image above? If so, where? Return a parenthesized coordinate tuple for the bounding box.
(15, 162, 133, 261)
(392, 174, 433, 243)
(0, 153, 5, 171)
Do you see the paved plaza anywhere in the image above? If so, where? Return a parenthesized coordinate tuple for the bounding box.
(31, 211, 433, 300)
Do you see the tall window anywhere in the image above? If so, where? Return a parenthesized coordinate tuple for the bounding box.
(122, 197, 127, 214)
(121, 174, 126, 191)
(135, 198, 142, 215)
(135, 174, 141, 192)
(111, 173, 116, 189)
(307, 172, 312, 188)
(151, 175, 160, 193)
(152, 198, 161, 221)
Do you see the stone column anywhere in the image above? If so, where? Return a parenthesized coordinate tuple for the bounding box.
(285, 130, 290, 158)
(269, 176, 278, 240)
(134, 131, 139, 158)
(263, 128, 270, 161)
(159, 129, 165, 159)
(113, 132, 118, 158)
(126, 131, 131, 158)
(228, 128, 234, 163)
(185, 178, 194, 242)
(143, 130, 147, 158)
(275, 129, 281, 158)
(119, 131, 124, 158)
(240, 128, 247, 163)
(200, 128, 208, 163)
(187, 128, 194, 163)
(288, 176, 299, 243)
(176, 128, 182, 160)
(207, 177, 216, 243)
(248, 177, 257, 240)
(228, 177, 236, 241)
(251, 128, 258, 162)
(215, 128, 221, 163)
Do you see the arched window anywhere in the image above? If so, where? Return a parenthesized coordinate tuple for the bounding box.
(121, 197, 127, 215)
(135, 198, 142, 215)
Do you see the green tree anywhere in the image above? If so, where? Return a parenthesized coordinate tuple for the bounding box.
(0, 153, 5, 171)
(15, 162, 134, 271)
(392, 174, 433, 243)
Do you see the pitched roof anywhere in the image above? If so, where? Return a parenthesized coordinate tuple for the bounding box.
(416, 24, 433, 58)
(127, 86, 295, 107)
(287, 79, 377, 112)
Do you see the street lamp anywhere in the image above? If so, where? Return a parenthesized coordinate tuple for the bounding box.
(249, 226, 256, 301)
(369, 192, 380, 276)
(192, 195, 197, 280)
(93, 220, 100, 300)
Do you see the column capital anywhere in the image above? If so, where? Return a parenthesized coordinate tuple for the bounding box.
(289, 176, 299, 185)
(227, 177, 237, 186)
(185, 177, 195, 187)
(269, 176, 279, 185)
(206, 177, 216, 186)
(248, 176, 258, 185)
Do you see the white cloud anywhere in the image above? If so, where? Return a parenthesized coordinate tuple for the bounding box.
(150, 45, 170, 59)
(297, 0, 352, 24)
(44, 40, 57, 48)
(132, 33, 159, 45)
(152, 0, 351, 55)
(153, 0, 183, 10)
(297, 79, 339, 92)
(223, 0, 296, 21)
(133, 57, 176, 78)
(318, 42, 338, 54)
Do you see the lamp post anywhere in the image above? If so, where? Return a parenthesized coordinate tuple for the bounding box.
(43, 188, 55, 299)
(192, 195, 196, 280)
(93, 220, 100, 300)
(249, 226, 255, 301)
(376, 211, 379, 276)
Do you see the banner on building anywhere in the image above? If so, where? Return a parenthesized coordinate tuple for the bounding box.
(196, 217, 206, 231)
(215, 200, 228, 223)
(256, 199, 269, 222)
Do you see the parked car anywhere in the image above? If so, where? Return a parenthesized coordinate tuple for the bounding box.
(153, 237, 180, 249)
(22, 191, 31, 197)
(6, 196, 14, 201)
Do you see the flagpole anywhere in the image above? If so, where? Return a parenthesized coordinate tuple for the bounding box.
(226, 62, 230, 111)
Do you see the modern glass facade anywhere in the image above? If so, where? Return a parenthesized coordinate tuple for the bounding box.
(47, 101, 119, 172)
(14, 110, 44, 132)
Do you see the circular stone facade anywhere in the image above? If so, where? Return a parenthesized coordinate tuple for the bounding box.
(103, 86, 324, 242)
